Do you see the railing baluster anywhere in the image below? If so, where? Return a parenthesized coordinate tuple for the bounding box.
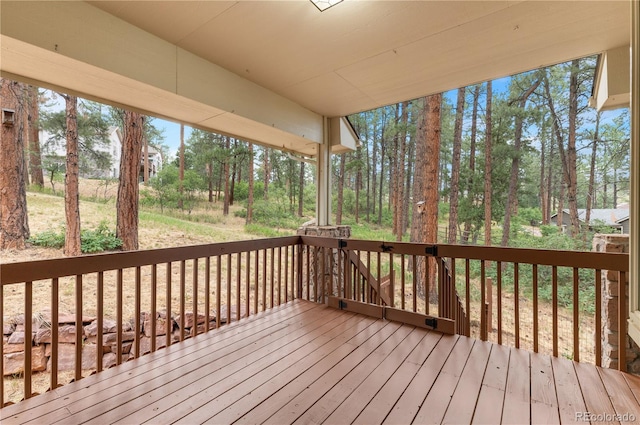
(389, 253, 395, 308)
(205, 257, 211, 333)
(51, 277, 59, 389)
(400, 254, 406, 310)
(227, 254, 232, 324)
(284, 246, 289, 303)
(193, 259, 198, 337)
(254, 251, 259, 314)
(165, 263, 172, 348)
(514, 263, 519, 349)
(425, 256, 430, 315)
(480, 260, 486, 341)
(236, 253, 241, 320)
(25, 280, 33, 398)
(465, 259, 471, 338)
(135, 267, 141, 357)
(151, 265, 157, 352)
(246, 251, 251, 315)
(533, 264, 538, 353)
(97, 271, 104, 370)
(269, 248, 275, 309)
(573, 267, 579, 362)
(376, 252, 382, 305)
(595, 269, 602, 367)
(179, 261, 186, 342)
(262, 250, 267, 310)
(552, 265, 558, 357)
(412, 255, 417, 312)
(117, 270, 123, 365)
(75, 275, 82, 381)
(497, 261, 502, 345)
(216, 256, 222, 329)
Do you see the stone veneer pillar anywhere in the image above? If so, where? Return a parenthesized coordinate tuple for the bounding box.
(297, 224, 351, 301)
(593, 234, 640, 373)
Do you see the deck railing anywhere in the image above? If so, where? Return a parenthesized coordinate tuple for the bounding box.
(0, 235, 630, 407)
(0, 236, 301, 406)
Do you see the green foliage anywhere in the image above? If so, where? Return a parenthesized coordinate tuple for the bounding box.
(80, 223, 123, 253)
(29, 222, 122, 253)
(28, 229, 65, 248)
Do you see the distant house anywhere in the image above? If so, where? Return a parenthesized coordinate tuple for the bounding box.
(550, 208, 629, 233)
(39, 126, 162, 180)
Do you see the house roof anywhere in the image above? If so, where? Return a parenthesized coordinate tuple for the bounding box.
(550, 209, 630, 226)
(0, 1, 631, 155)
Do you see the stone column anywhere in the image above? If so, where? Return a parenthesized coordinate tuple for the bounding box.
(297, 224, 350, 301)
(594, 234, 640, 372)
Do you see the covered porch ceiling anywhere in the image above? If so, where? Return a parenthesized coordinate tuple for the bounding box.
(0, 0, 630, 156)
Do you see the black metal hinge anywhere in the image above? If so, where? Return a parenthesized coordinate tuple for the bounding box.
(339, 300, 348, 310)
(338, 239, 348, 249)
(425, 245, 438, 256)
(425, 317, 438, 329)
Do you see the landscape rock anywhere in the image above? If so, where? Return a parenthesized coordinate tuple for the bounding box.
(4, 345, 47, 376)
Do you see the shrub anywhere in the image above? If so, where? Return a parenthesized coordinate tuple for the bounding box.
(29, 222, 122, 253)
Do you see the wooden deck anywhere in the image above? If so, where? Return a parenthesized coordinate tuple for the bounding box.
(2, 299, 639, 424)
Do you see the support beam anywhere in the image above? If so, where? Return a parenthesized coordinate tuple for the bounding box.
(629, 0, 640, 347)
(316, 117, 332, 226)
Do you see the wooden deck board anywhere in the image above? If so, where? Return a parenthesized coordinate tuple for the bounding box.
(552, 355, 589, 425)
(471, 343, 510, 425)
(530, 351, 560, 425)
(502, 347, 531, 425)
(351, 331, 443, 425)
(2, 299, 639, 425)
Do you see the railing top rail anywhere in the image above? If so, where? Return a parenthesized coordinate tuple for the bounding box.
(300, 236, 629, 271)
(1, 236, 301, 285)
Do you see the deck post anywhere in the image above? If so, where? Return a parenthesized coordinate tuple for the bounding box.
(316, 116, 332, 227)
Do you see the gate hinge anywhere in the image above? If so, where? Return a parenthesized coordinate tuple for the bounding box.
(425, 245, 438, 256)
(425, 317, 438, 329)
(339, 300, 348, 310)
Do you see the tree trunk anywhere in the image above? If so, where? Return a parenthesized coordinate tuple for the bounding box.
(116, 111, 144, 251)
(540, 128, 548, 224)
(484, 81, 493, 246)
(223, 136, 231, 216)
(0, 79, 30, 249)
(585, 112, 600, 228)
(207, 162, 214, 202)
(448, 87, 465, 244)
(566, 59, 581, 236)
(377, 136, 386, 225)
(336, 153, 346, 224)
(247, 143, 254, 224)
(27, 86, 44, 187)
(395, 101, 409, 241)
(463, 85, 480, 242)
(392, 104, 400, 235)
(545, 136, 554, 225)
(403, 134, 414, 236)
(298, 161, 305, 217)
(63, 95, 81, 256)
(371, 118, 378, 220)
(178, 124, 184, 209)
(263, 147, 270, 200)
(501, 76, 541, 247)
(230, 140, 237, 206)
(410, 94, 442, 300)
(355, 149, 362, 224)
